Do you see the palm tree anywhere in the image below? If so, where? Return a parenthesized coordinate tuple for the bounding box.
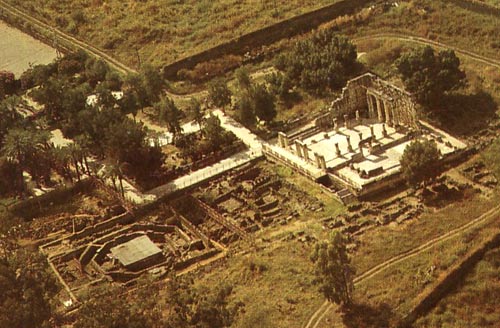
(52, 146, 73, 183)
(104, 160, 125, 198)
(74, 135, 93, 176)
(2, 128, 51, 187)
(68, 143, 85, 182)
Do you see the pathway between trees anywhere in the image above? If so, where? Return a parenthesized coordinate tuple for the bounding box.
(134, 110, 265, 202)
(304, 204, 500, 328)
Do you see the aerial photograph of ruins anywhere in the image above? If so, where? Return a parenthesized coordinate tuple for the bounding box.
(0, 0, 499, 327)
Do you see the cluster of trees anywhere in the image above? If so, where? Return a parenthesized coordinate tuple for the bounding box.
(0, 51, 168, 196)
(0, 248, 59, 328)
(73, 277, 235, 328)
(275, 29, 358, 95)
(177, 112, 237, 162)
(396, 46, 466, 109)
(207, 69, 277, 128)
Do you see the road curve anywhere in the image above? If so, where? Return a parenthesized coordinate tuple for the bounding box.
(352, 33, 500, 70)
(305, 204, 500, 328)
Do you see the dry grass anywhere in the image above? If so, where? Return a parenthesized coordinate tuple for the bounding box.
(5, 0, 341, 68)
(414, 245, 500, 327)
(353, 194, 498, 274)
(350, 0, 500, 61)
(192, 239, 324, 328)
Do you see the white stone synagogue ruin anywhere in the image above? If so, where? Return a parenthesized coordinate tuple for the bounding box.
(263, 73, 467, 202)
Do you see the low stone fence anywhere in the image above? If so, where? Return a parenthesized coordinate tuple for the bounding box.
(402, 229, 500, 326)
(9, 179, 93, 219)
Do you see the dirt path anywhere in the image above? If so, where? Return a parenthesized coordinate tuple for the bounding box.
(352, 33, 500, 69)
(304, 203, 500, 328)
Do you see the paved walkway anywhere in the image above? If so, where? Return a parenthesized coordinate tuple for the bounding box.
(122, 110, 266, 202)
(147, 148, 261, 198)
(213, 109, 263, 152)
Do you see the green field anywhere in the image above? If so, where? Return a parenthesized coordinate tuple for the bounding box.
(5, 0, 339, 68)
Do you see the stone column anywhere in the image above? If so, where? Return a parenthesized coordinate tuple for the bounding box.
(302, 143, 309, 161)
(314, 152, 321, 169)
(355, 110, 360, 123)
(359, 142, 364, 158)
(333, 118, 338, 131)
(384, 100, 391, 126)
(335, 143, 341, 157)
(320, 155, 327, 170)
(278, 132, 285, 148)
(295, 140, 303, 158)
(376, 97, 384, 123)
(344, 114, 349, 129)
(278, 132, 289, 148)
(367, 94, 375, 119)
(346, 135, 353, 152)
(391, 107, 398, 127)
(370, 126, 375, 139)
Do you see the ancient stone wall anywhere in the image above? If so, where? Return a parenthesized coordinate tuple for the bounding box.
(162, 0, 372, 78)
(323, 73, 419, 129)
(329, 74, 372, 117)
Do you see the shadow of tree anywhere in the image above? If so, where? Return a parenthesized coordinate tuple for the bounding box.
(341, 302, 401, 328)
(434, 91, 498, 136)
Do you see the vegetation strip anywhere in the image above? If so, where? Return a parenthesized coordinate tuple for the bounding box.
(353, 33, 500, 69)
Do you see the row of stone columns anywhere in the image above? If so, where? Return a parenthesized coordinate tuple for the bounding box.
(314, 153, 327, 170)
(332, 110, 364, 131)
(367, 92, 395, 127)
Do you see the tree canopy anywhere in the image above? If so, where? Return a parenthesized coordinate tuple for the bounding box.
(396, 46, 466, 108)
(400, 139, 441, 187)
(276, 29, 358, 94)
(208, 79, 232, 109)
(0, 249, 59, 328)
(311, 232, 355, 307)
